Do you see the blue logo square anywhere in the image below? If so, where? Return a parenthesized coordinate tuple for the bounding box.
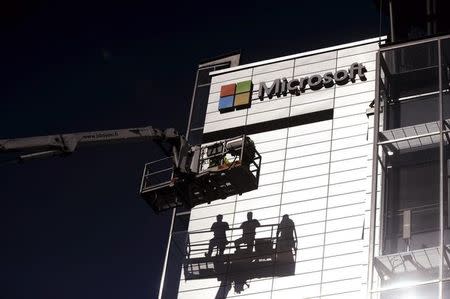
(218, 96, 234, 113)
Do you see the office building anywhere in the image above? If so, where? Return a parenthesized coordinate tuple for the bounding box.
(159, 1, 450, 298)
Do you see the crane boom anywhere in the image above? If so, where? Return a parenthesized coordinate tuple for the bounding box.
(0, 126, 262, 213)
(0, 126, 173, 159)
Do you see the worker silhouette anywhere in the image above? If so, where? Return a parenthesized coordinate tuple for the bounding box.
(276, 214, 296, 252)
(205, 214, 229, 257)
(234, 212, 260, 253)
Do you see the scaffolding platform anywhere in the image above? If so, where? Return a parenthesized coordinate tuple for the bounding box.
(183, 224, 297, 281)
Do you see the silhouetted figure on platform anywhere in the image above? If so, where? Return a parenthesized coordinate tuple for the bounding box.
(206, 214, 229, 257)
(276, 214, 296, 252)
(275, 214, 296, 275)
(234, 212, 260, 253)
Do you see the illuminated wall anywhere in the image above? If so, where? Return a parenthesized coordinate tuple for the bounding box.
(177, 38, 380, 299)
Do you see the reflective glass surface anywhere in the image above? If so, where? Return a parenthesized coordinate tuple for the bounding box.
(371, 36, 450, 298)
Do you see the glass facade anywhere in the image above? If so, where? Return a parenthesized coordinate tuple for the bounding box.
(370, 34, 450, 298)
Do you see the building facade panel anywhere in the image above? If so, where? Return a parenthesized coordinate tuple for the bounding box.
(176, 37, 380, 299)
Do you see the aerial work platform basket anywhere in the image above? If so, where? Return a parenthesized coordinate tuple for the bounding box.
(140, 135, 261, 213)
(183, 223, 298, 281)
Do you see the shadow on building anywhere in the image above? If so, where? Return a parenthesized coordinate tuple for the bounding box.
(183, 213, 297, 298)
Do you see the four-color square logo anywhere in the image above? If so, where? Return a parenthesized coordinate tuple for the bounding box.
(218, 80, 253, 113)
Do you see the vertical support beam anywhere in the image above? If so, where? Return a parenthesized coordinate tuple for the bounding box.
(379, 53, 387, 259)
(186, 69, 200, 140)
(426, 0, 432, 36)
(367, 51, 382, 297)
(389, 0, 395, 43)
(158, 208, 177, 299)
(438, 38, 444, 299)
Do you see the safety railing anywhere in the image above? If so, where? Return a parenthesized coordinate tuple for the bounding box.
(140, 156, 174, 193)
(185, 223, 297, 260)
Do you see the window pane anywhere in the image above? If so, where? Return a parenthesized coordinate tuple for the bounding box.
(189, 85, 211, 130)
(370, 282, 438, 299)
(188, 128, 203, 145)
(197, 67, 214, 86)
(382, 41, 439, 130)
(372, 136, 442, 290)
(214, 62, 230, 71)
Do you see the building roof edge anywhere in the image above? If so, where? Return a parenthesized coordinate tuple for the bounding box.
(210, 36, 387, 77)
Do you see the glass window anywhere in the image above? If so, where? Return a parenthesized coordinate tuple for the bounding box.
(197, 67, 215, 86)
(381, 41, 440, 130)
(383, 146, 440, 255)
(371, 282, 438, 299)
(189, 85, 210, 131)
(386, 93, 442, 128)
(186, 128, 203, 145)
(214, 62, 230, 71)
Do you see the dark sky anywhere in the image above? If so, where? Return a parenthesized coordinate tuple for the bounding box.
(0, 1, 385, 298)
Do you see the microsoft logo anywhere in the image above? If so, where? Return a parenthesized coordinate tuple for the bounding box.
(218, 80, 253, 113)
(217, 63, 367, 114)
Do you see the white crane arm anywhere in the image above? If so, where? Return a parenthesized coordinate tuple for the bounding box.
(0, 126, 181, 162)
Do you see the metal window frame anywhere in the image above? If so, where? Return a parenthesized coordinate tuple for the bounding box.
(369, 34, 450, 298)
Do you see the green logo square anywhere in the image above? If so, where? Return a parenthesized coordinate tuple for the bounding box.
(236, 80, 252, 94)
